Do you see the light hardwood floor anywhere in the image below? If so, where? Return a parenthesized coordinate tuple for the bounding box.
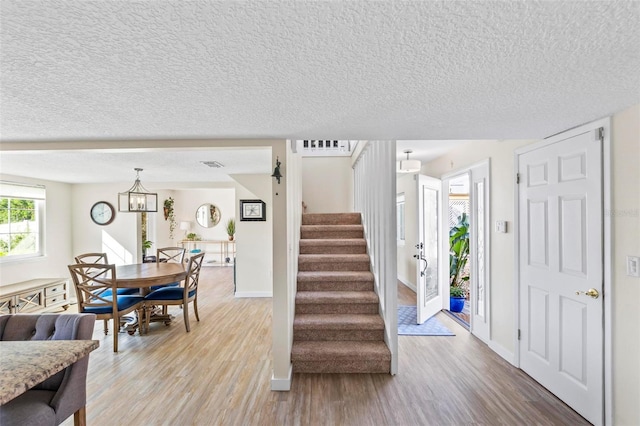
(62, 267, 589, 425)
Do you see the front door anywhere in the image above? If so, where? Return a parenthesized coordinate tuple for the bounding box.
(416, 175, 442, 323)
(517, 123, 604, 425)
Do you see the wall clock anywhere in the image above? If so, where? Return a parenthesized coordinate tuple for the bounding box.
(240, 199, 266, 221)
(90, 201, 115, 226)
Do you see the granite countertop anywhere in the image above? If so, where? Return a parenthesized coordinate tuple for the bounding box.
(0, 340, 99, 405)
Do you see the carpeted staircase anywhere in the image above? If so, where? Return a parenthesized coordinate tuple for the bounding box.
(291, 213, 391, 373)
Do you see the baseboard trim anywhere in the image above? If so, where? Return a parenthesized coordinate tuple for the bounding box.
(489, 340, 516, 366)
(397, 277, 416, 292)
(234, 291, 273, 298)
(271, 364, 292, 391)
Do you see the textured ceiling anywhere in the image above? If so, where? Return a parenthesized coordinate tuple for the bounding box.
(0, 148, 272, 184)
(1, 0, 639, 143)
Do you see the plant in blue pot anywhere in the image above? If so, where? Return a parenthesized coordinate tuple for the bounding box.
(449, 213, 469, 313)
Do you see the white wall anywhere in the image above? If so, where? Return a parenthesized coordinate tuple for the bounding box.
(0, 174, 73, 286)
(232, 175, 273, 297)
(71, 183, 140, 265)
(611, 104, 640, 426)
(301, 157, 353, 213)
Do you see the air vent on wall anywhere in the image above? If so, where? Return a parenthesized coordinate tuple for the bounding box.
(201, 161, 224, 168)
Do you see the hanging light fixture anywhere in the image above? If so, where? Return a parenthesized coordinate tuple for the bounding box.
(118, 168, 158, 213)
(399, 149, 421, 173)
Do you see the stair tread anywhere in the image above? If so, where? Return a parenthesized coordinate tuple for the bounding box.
(292, 341, 391, 361)
(294, 314, 384, 329)
(302, 213, 362, 225)
(300, 239, 366, 245)
(301, 224, 363, 230)
(296, 291, 379, 304)
(298, 254, 369, 261)
(297, 271, 374, 281)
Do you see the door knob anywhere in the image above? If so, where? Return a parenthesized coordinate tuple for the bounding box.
(575, 288, 599, 299)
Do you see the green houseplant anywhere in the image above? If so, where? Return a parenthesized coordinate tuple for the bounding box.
(142, 240, 153, 259)
(163, 197, 176, 239)
(225, 218, 236, 241)
(449, 212, 469, 312)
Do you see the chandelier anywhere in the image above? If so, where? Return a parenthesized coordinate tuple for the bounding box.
(118, 168, 158, 213)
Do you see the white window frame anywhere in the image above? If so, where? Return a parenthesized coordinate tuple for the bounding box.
(0, 181, 46, 262)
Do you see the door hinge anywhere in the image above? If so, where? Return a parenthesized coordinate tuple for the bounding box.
(516, 173, 520, 184)
(595, 127, 604, 141)
(518, 329, 521, 340)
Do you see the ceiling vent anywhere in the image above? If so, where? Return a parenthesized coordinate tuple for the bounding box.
(201, 161, 224, 168)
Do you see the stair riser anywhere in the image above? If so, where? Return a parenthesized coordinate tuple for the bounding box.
(294, 329, 384, 341)
(298, 262, 370, 272)
(293, 360, 390, 374)
(299, 245, 366, 254)
(297, 281, 373, 292)
(301, 230, 364, 239)
(302, 214, 361, 225)
(295, 304, 379, 315)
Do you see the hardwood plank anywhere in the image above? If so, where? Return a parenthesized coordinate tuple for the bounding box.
(61, 267, 588, 425)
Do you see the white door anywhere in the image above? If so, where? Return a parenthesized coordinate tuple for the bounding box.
(518, 124, 604, 425)
(470, 162, 490, 343)
(416, 175, 442, 323)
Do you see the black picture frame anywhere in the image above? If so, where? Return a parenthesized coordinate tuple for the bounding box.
(240, 199, 266, 221)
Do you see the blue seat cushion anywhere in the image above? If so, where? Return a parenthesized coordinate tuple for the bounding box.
(144, 286, 196, 301)
(83, 295, 144, 314)
(150, 282, 180, 291)
(99, 287, 140, 297)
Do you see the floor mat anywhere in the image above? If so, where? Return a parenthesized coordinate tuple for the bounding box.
(398, 305, 455, 336)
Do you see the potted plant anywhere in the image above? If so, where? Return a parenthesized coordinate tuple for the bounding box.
(449, 212, 469, 313)
(186, 232, 198, 241)
(225, 218, 235, 241)
(163, 197, 176, 239)
(142, 240, 153, 261)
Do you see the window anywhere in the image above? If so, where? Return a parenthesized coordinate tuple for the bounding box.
(0, 182, 45, 260)
(396, 193, 405, 245)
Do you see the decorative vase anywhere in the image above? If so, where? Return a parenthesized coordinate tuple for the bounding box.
(450, 296, 465, 313)
(228, 235, 234, 241)
(163, 207, 170, 220)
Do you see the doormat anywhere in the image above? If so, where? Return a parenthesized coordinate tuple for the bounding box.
(398, 305, 455, 336)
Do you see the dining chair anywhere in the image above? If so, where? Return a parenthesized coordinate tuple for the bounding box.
(150, 247, 187, 299)
(156, 246, 186, 264)
(143, 252, 205, 332)
(74, 252, 139, 336)
(68, 263, 144, 352)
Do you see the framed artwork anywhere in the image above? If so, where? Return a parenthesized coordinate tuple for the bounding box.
(240, 199, 266, 221)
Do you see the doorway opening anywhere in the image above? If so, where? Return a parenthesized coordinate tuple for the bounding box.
(445, 174, 471, 330)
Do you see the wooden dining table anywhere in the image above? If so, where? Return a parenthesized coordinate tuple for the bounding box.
(115, 262, 187, 292)
(115, 262, 187, 333)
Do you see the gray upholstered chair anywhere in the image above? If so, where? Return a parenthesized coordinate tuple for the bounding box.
(0, 313, 96, 426)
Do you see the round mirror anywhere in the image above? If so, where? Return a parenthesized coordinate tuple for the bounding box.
(195, 203, 221, 228)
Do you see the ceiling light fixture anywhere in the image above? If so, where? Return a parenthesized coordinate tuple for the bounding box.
(118, 168, 158, 213)
(399, 150, 421, 173)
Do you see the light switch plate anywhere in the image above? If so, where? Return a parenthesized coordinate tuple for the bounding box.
(495, 220, 507, 233)
(627, 256, 640, 277)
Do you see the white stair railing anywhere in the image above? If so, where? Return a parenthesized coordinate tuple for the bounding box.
(353, 141, 398, 374)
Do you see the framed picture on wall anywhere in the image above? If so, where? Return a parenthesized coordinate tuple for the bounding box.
(240, 199, 266, 221)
